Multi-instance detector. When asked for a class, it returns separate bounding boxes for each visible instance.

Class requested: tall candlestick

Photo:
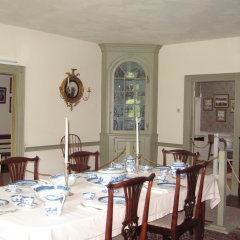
[64,117,69,164]
[136,117,139,156]
[67,77,70,88]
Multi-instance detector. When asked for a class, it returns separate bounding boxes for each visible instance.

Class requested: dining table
[0,168,220,240]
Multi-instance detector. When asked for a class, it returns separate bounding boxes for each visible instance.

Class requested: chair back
[60,134,82,156]
[162,149,199,166]
[171,162,207,239]
[0,156,39,185]
[105,173,155,240]
[69,151,99,173]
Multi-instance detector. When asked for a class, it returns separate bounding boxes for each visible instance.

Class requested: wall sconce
[59,69,91,111]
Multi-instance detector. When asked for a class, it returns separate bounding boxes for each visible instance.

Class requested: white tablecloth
[0,173,220,240]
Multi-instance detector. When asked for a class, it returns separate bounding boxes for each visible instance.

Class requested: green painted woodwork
[99,43,161,166]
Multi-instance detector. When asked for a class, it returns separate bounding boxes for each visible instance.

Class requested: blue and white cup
[22,196,35,206]
[8,184,18,193]
[44,194,66,217]
[11,194,23,204]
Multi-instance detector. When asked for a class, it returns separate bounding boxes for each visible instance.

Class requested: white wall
[158,37,240,145]
[0,74,11,134]
[0,23,101,175]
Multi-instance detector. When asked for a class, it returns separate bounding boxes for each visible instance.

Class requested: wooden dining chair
[147,162,207,240]
[105,173,155,240]
[0,156,39,186]
[162,149,199,166]
[60,134,82,173]
[68,151,99,173]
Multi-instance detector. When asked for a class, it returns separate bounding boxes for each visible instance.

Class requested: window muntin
[113,61,146,131]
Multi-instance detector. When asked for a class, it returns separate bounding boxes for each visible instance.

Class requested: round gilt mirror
[59,69,89,110]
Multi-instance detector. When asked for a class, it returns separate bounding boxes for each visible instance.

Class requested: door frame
[0,64,25,156]
[183,73,240,196]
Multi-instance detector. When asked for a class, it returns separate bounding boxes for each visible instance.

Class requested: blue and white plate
[157,183,176,188]
[102,188,119,194]
[17,202,38,209]
[0,199,9,206]
[87,178,101,184]
[155,179,168,184]
[5,188,22,193]
[13,180,38,187]
[98,196,125,204]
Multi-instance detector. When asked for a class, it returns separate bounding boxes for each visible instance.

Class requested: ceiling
[0,0,240,45]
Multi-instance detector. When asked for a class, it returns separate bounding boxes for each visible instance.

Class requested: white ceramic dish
[5,188,22,193]
[50,174,77,186]
[0,199,9,206]
[97,168,127,185]
[83,192,95,200]
[34,185,70,202]
[98,196,125,204]
[87,178,101,184]
[17,202,38,209]
[13,180,38,187]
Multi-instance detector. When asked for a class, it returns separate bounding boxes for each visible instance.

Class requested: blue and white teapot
[170,160,188,179]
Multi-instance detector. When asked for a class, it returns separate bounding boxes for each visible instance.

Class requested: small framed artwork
[203,98,213,111]
[214,94,229,108]
[216,109,226,122]
[0,87,6,104]
[230,99,235,113]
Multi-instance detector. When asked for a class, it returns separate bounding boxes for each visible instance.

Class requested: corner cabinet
[99,43,161,166]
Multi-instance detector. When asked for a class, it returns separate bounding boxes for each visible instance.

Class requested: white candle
[64,117,69,164]
[136,117,139,157]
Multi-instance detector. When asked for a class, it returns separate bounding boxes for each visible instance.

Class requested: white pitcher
[44,194,66,216]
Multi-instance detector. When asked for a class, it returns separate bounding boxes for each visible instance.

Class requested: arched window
[113,61,146,131]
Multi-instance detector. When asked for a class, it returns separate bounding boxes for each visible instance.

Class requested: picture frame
[0,87,6,104]
[214,94,229,108]
[216,109,226,122]
[230,99,235,113]
[203,98,213,111]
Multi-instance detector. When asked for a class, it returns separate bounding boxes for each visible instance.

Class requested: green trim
[157,142,183,148]
[25,141,100,152]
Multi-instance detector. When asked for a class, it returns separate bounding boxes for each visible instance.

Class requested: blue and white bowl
[155,166,171,174]
[96,168,127,185]
[171,160,187,179]
[34,185,70,202]
[50,174,77,186]
[11,194,23,205]
[140,165,153,172]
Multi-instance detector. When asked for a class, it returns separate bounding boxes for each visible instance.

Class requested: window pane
[114,105,124,117]
[114,67,125,78]
[114,92,124,104]
[114,118,123,130]
[124,118,135,130]
[114,79,124,91]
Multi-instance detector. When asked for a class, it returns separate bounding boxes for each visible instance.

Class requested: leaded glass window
[113,61,146,131]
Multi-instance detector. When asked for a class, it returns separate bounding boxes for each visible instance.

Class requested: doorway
[0,64,25,157]
[0,74,12,160]
[183,73,240,197]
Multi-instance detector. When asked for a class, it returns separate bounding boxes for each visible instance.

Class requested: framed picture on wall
[214,94,229,108]
[216,109,226,122]
[0,87,6,104]
[203,98,213,111]
[230,99,235,113]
